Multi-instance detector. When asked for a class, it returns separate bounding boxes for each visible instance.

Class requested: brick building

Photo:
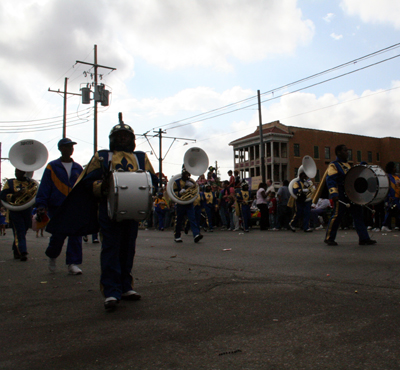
[229,120,400,190]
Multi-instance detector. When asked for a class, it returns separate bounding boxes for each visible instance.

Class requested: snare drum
[344,165,389,205]
[107,170,153,222]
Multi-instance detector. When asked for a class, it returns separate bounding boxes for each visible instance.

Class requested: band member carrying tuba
[172,166,203,243]
[0,169,34,261]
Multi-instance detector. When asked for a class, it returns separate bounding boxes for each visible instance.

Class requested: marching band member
[81,121,157,311]
[173,167,203,243]
[289,168,313,232]
[0,169,33,261]
[46,116,158,312]
[323,144,376,246]
[201,183,217,232]
[36,138,83,274]
[382,161,400,231]
[236,181,251,232]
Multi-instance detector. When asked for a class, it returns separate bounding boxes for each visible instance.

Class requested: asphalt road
[1,226,400,370]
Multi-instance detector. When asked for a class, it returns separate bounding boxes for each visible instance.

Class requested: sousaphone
[166,147,209,205]
[288,155,317,201]
[1,139,48,211]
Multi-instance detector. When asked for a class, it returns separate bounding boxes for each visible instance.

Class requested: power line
[155,42,400,132]
[164,53,400,131]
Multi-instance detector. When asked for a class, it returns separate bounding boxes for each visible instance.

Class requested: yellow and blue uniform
[201,190,217,230]
[80,149,157,300]
[36,158,83,265]
[383,173,400,227]
[154,196,167,230]
[324,159,370,243]
[289,178,312,231]
[173,178,200,240]
[0,178,33,257]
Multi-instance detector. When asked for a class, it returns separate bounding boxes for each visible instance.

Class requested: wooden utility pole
[258,90,266,184]
[76,45,116,153]
[48,77,81,138]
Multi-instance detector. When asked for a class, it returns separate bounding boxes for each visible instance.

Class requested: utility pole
[48,77,81,138]
[144,131,196,189]
[258,90,266,184]
[76,45,116,153]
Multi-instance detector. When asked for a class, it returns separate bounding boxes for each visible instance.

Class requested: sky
[1,0,400,183]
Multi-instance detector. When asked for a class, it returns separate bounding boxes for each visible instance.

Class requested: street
[1,227,400,370]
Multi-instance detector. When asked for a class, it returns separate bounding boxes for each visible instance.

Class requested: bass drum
[344,165,389,206]
[107,170,153,222]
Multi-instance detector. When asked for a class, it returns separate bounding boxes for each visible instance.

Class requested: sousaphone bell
[167,147,209,205]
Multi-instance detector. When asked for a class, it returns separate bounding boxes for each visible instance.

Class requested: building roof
[229,121,291,145]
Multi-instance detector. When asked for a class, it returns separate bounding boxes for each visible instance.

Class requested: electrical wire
[155,42,400,132]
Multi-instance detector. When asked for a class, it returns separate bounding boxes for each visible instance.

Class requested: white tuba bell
[288,155,317,201]
[167,147,209,205]
[1,139,49,211]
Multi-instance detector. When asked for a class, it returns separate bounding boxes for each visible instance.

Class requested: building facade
[229,121,400,190]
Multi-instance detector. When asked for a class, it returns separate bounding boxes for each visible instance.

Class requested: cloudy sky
[1,0,400,182]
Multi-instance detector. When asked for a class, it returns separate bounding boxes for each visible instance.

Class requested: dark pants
[9,208,31,255]
[325,199,370,242]
[174,204,200,239]
[45,207,82,265]
[257,203,269,230]
[99,202,138,300]
[290,201,311,231]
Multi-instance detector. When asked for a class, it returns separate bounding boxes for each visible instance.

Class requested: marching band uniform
[80,123,157,310]
[289,170,313,232]
[382,162,400,230]
[36,139,83,273]
[323,145,375,246]
[154,193,167,230]
[173,169,202,243]
[0,171,33,260]
[201,185,217,231]
[236,183,251,232]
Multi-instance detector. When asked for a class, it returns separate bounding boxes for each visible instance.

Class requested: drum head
[344,165,389,205]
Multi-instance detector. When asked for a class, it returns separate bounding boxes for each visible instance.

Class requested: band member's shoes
[121,290,141,301]
[315,225,324,230]
[174,237,183,243]
[92,239,100,243]
[68,264,82,275]
[48,258,57,273]
[104,297,119,311]
[20,253,28,262]
[324,240,338,246]
[381,226,392,232]
[83,236,89,242]
[304,228,313,232]
[289,223,296,232]
[194,234,203,243]
[359,239,377,245]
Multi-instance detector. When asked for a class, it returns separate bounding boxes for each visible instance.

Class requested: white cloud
[263,81,400,138]
[330,32,343,40]
[323,13,335,22]
[340,0,400,29]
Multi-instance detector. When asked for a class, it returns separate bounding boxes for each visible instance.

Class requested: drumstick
[338,200,350,208]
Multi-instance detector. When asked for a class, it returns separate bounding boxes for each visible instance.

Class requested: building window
[314,146,319,159]
[367,151,372,163]
[294,167,298,177]
[357,150,362,163]
[255,145,260,159]
[281,143,287,158]
[324,147,330,160]
[294,143,300,157]
[315,169,320,182]
[377,152,380,161]
[348,149,353,161]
